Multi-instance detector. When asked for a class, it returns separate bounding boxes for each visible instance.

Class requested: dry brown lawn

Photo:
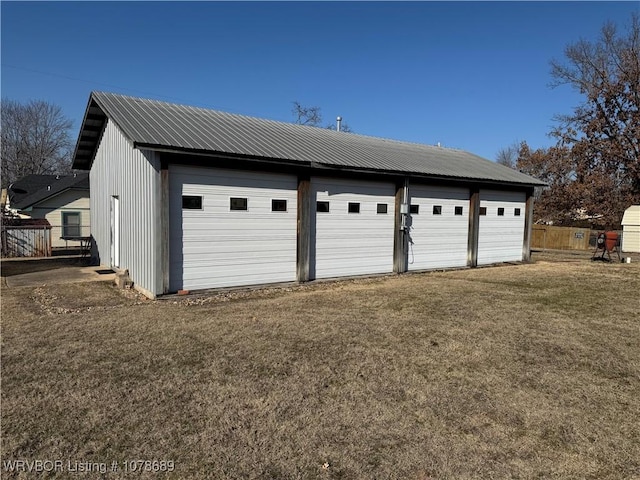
[1,251,639,479]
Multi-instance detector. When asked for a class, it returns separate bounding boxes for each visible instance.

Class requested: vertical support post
[522,188,534,262]
[160,160,170,293]
[467,187,480,268]
[393,179,408,273]
[297,174,311,282]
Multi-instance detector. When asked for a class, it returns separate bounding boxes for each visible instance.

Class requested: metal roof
[72,91,544,187]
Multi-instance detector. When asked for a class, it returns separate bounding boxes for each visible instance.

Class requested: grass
[1,250,639,479]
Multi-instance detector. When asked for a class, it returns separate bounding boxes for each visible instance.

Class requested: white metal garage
[408,185,470,270]
[73,92,544,298]
[169,165,298,291]
[477,189,526,265]
[311,177,395,279]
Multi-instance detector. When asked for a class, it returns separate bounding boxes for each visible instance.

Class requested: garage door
[477,189,526,265]
[312,177,395,279]
[408,185,470,270]
[169,165,297,291]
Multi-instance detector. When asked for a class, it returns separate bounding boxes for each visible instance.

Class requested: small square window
[317,201,330,213]
[348,202,360,214]
[479,207,487,216]
[182,195,202,210]
[455,206,463,216]
[230,197,248,211]
[514,208,521,216]
[498,207,505,216]
[410,204,419,214]
[433,205,442,215]
[272,199,287,212]
[377,203,388,214]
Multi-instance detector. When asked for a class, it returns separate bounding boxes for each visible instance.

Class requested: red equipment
[592,231,621,262]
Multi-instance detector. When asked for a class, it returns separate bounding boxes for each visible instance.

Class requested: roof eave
[71,93,109,170]
[138,143,545,189]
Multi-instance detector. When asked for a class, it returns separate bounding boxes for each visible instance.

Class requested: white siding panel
[169,166,297,291]
[478,189,526,265]
[408,185,469,270]
[90,120,161,296]
[312,177,395,279]
[30,190,91,248]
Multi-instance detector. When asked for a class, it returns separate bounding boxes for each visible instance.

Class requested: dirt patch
[27,282,148,315]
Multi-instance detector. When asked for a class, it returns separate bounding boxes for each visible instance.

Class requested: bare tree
[325,120,353,133]
[520,14,640,227]
[292,101,323,127]
[549,13,640,209]
[292,101,353,132]
[1,99,73,187]
[495,142,520,169]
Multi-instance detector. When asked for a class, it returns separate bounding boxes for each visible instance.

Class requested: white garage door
[312,177,395,279]
[478,189,526,265]
[408,185,470,270]
[169,165,298,291]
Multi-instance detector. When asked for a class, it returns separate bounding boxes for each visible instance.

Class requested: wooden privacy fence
[532,225,591,251]
[1,224,53,258]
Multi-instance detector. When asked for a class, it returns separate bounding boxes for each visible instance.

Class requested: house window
[272,199,287,212]
[62,212,81,238]
[317,201,330,213]
[433,205,442,215]
[410,204,419,214]
[230,197,248,211]
[348,202,360,214]
[182,195,202,209]
[498,207,505,216]
[514,208,521,216]
[479,207,487,216]
[377,203,388,214]
[455,206,463,216]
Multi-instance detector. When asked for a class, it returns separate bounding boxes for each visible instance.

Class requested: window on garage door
[272,199,287,212]
[317,201,330,213]
[230,197,248,210]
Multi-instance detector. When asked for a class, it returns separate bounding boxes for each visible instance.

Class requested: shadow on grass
[0,256,90,277]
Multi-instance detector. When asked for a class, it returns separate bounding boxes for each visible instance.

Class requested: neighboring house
[72,91,545,299]
[7,173,90,249]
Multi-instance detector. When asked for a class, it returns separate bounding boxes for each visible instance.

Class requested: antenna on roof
[336,116,342,132]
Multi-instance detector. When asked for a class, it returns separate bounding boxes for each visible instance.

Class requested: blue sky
[2,1,638,161]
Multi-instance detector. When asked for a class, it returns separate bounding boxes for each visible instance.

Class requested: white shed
[621,205,640,253]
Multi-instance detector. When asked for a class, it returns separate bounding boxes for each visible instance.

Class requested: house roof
[8,173,89,210]
[73,91,545,187]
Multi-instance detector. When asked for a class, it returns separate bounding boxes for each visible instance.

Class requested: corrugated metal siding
[477,190,526,265]
[169,165,298,291]
[91,120,161,295]
[311,177,395,279]
[407,185,470,270]
[78,92,544,187]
